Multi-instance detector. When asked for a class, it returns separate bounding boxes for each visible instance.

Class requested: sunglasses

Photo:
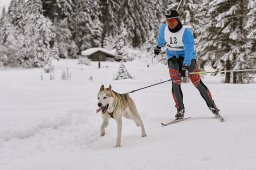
[166,18,177,22]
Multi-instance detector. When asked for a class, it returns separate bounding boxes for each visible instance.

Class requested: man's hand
[154,46,161,56]
[181,64,189,77]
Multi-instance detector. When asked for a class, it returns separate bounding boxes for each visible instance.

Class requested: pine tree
[0,9,11,66]
[42,0,77,58]
[101,0,165,48]
[142,30,156,52]
[197,0,249,83]
[0,7,7,21]
[114,63,134,80]
[196,0,214,67]
[51,41,60,60]
[7,0,18,24]
[245,0,256,73]
[42,0,74,20]
[91,18,103,47]
[99,0,121,47]
[119,0,151,47]
[115,22,128,55]
[6,0,25,30]
[0,12,24,66]
[0,8,7,42]
[21,0,55,67]
[71,0,102,51]
[54,18,77,58]
[181,0,202,38]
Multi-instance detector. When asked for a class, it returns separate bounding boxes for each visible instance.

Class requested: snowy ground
[0,59,256,170]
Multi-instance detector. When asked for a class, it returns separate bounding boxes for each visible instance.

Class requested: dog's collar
[107,104,115,118]
[106,94,117,118]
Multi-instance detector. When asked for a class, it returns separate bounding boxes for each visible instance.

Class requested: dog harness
[108,112,114,118]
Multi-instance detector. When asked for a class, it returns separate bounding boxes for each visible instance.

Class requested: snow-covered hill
[0,59,256,170]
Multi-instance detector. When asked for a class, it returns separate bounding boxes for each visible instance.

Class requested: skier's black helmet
[165,8,179,19]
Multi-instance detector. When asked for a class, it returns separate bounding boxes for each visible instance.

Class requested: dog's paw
[100,132,105,136]
[142,133,147,137]
[115,144,121,148]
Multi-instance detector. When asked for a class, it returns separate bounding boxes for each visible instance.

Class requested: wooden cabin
[81,48,117,61]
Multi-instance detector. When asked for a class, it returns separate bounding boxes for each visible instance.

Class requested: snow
[0,59,256,170]
[81,48,115,56]
[0,0,10,9]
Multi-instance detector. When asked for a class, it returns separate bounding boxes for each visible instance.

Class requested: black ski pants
[167,57,217,110]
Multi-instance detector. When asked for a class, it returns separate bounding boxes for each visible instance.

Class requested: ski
[161,117,191,126]
[161,115,224,126]
[215,114,224,122]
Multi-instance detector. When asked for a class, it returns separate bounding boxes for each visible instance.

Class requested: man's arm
[182,28,195,66]
[157,24,167,48]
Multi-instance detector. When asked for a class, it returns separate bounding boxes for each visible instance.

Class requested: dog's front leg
[115,117,122,147]
[100,114,109,136]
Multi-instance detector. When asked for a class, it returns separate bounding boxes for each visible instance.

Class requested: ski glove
[181,64,189,77]
[154,46,161,56]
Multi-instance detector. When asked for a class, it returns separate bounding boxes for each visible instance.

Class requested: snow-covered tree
[7,0,18,24]
[182,0,202,38]
[196,0,214,67]
[119,0,150,47]
[72,11,96,51]
[21,0,55,67]
[0,7,7,21]
[115,22,128,55]
[42,0,74,20]
[101,0,165,48]
[71,0,102,52]
[0,45,8,66]
[91,18,103,47]
[51,41,60,59]
[114,64,134,80]
[0,13,24,66]
[1,0,255,77]
[7,0,25,30]
[0,11,10,66]
[99,0,120,43]
[244,0,256,71]
[54,18,77,58]
[167,0,201,31]
[197,0,250,83]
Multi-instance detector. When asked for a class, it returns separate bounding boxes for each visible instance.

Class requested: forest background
[0,0,255,83]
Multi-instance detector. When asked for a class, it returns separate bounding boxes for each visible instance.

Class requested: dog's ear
[108,85,112,91]
[100,85,104,91]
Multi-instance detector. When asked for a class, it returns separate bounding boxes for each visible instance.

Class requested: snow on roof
[81,48,115,57]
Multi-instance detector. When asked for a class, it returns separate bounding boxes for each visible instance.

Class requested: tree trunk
[225,59,231,83]
[233,72,237,84]
[237,73,243,83]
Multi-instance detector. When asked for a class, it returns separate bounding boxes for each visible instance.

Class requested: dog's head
[96,85,115,113]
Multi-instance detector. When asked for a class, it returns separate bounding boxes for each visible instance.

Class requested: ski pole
[176,0,184,10]
[190,69,256,75]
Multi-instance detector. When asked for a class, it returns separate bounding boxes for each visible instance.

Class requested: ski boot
[209,106,224,122]
[175,108,185,120]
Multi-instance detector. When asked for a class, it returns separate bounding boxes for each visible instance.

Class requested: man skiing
[154,8,224,121]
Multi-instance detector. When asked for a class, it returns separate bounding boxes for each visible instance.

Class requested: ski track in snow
[0,108,98,163]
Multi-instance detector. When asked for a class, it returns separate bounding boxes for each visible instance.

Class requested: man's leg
[188,60,219,114]
[168,58,185,118]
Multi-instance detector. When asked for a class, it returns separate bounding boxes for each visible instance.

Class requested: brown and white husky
[96,85,146,147]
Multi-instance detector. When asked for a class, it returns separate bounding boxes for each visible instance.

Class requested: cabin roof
[81,48,115,57]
